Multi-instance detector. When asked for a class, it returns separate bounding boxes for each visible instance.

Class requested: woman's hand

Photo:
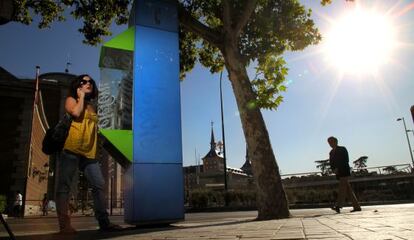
[66,89,86,118]
[77,88,85,99]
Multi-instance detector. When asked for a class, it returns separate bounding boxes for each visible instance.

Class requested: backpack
[42,113,73,155]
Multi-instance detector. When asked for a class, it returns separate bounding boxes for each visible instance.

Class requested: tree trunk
[223,46,290,220]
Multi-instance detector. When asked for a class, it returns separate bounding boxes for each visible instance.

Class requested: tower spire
[210,121,216,150]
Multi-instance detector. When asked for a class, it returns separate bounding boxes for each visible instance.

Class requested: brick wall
[24,105,49,215]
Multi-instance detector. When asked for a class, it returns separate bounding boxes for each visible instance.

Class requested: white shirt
[15,193,22,206]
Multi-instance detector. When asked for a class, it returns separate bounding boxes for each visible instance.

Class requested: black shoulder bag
[42,113,73,155]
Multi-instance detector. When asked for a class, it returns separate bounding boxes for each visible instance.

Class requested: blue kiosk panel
[125,0,184,224]
[133,27,181,164]
[133,0,178,32]
[124,164,184,223]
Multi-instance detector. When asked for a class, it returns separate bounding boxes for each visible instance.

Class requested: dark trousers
[337,176,360,209]
[55,151,110,230]
[12,205,22,217]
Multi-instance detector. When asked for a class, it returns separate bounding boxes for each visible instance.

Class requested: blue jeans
[55,150,110,229]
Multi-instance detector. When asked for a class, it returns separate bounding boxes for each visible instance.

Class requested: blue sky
[0,0,413,174]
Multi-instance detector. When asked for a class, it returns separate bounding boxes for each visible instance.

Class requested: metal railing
[281,163,413,179]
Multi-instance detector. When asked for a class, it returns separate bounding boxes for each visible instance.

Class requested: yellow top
[63,108,98,159]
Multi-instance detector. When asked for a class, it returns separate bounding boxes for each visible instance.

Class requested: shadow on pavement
[0,219,255,240]
[0,226,176,240]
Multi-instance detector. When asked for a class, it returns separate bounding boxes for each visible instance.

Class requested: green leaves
[251,56,288,110]
[320,0,332,6]
[241,0,321,60]
[198,40,224,74]
[179,0,320,110]
[13,0,65,27]
[12,0,130,45]
[179,28,200,80]
[69,0,130,45]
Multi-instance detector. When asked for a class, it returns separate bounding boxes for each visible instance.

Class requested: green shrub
[285,188,336,204]
[190,190,209,208]
[189,189,256,209]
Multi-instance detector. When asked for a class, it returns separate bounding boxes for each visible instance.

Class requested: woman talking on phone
[55,74,121,234]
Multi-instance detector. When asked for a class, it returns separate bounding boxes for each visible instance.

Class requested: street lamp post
[406,129,414,139]
[110,176,114,216]
[397,117,414,167]
[219,71,228,194]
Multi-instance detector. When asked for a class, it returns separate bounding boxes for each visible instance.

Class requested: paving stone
[305,234,347,239]
[3,204,414,239]
[343,232,404,240]
[307,238,350,240]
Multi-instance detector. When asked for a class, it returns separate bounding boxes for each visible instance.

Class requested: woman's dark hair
[68,74,98,100]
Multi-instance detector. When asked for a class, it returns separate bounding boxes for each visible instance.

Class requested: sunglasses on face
[79,79,94,86]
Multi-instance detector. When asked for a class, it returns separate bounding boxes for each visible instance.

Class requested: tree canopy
[11,0,130,45]
[8,0,323,110]
[353,156,368,172]
[178,0,320,109]
[315,159,332,176]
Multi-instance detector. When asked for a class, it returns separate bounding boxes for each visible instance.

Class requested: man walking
[13,191,23,217]
[327,136,361,213]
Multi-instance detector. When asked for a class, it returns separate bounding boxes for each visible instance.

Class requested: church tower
[202,122,224,173]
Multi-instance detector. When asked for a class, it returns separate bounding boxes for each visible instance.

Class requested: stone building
[183,125,254,194]
[0,67,75,215]
[202,126,224,173]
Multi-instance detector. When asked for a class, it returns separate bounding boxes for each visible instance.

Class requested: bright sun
[324,7,397,75]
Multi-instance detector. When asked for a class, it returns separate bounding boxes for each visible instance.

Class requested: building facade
[183,125,255,196]
[0,67,76,215]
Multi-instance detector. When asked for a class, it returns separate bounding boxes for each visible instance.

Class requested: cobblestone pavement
[1,204,413,239]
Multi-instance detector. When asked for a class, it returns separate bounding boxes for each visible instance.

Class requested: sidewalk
[1,203,413,239]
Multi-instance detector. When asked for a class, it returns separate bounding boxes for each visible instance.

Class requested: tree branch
[233,0,257,37]
[177,3,222,49]
[223,0,232,33]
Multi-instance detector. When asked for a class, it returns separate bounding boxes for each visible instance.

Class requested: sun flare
[323,7,397,75]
